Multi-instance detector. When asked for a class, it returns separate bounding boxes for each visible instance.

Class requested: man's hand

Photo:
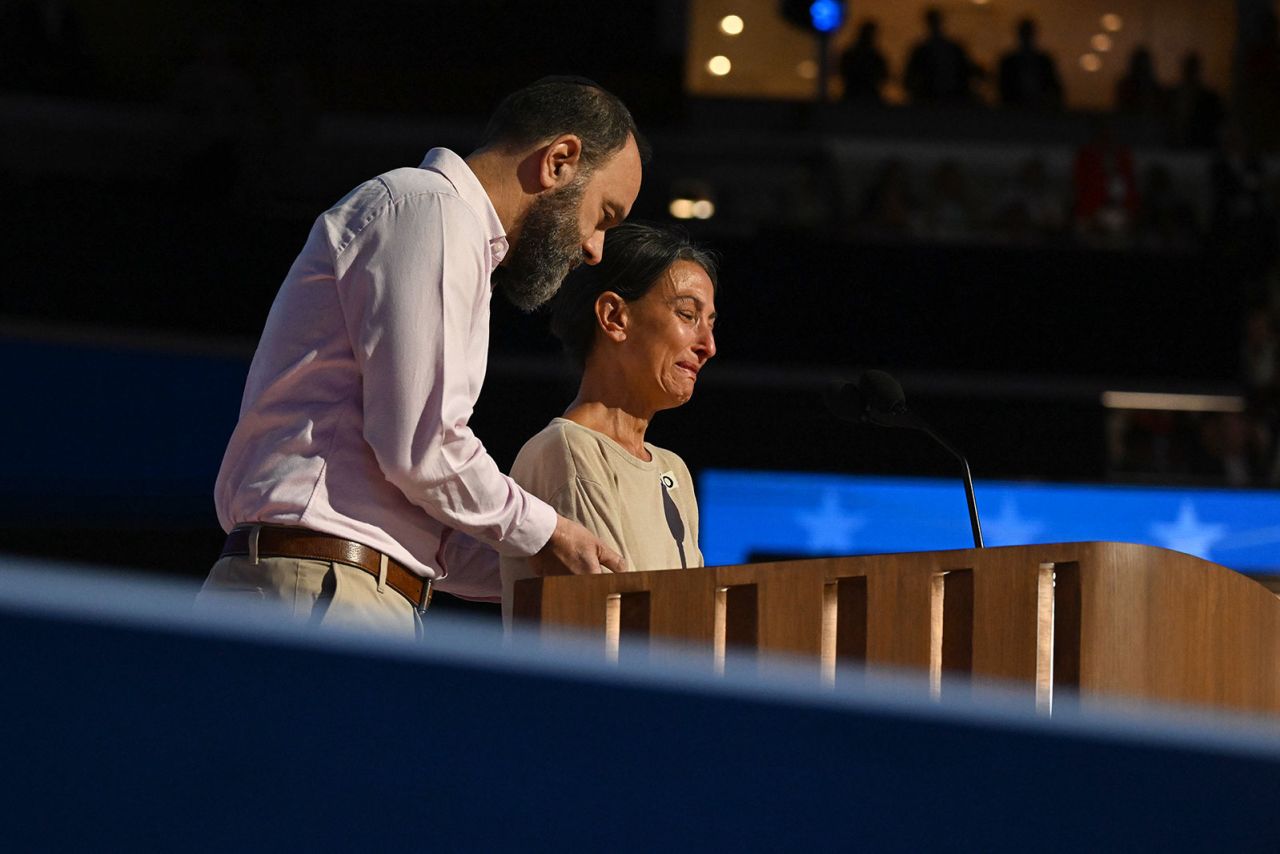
[527,514,626,576]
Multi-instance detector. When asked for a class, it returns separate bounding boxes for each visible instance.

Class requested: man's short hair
[477,75,651,172]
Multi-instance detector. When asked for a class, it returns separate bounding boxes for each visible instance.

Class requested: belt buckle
[417,578,433,614]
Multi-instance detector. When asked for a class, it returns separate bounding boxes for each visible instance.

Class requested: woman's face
[619,259,717,411]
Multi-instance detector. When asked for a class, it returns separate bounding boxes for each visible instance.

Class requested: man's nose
[582,231,604,266]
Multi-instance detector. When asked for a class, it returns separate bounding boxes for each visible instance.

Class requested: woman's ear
[595,292,628,343]
[538,134,584,190]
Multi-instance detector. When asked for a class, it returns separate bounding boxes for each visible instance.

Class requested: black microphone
[827,370,984,548]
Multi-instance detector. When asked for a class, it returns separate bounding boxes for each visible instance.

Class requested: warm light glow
[1101,13,1123,32]
[1080,53,1102,72]
[796,59,818,80]
[669,198,695,219]
[970,0,990,5]
[719,14,744,36]
[670,197,715,220]
[1091,33,1112,52]
[707,55,732,76]
[1101,391,1245,413]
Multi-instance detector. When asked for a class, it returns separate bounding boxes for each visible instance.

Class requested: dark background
[2,0,1276,607]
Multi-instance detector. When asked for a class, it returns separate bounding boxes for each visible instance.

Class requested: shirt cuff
[497,496,557,558]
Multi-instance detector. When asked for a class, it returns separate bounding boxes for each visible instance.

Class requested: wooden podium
[514,542,1280,715]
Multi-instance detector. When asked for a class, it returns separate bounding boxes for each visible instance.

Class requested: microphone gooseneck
[827,371,985,549]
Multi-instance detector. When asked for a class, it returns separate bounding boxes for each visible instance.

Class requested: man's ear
[595,292,628,343]
[538,134,584,190]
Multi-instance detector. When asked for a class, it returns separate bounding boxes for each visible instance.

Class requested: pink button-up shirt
[215,148,557,599]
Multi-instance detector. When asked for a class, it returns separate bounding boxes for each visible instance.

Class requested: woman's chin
[652,390,692,412]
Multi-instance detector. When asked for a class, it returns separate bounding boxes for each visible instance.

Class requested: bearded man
[201,77,645,637]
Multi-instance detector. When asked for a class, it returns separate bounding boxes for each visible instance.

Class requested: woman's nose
[697,327,716,361]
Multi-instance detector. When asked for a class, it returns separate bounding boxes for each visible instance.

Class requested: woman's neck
[562,368,654,461]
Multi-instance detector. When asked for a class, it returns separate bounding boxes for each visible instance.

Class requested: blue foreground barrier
[1,556,1278,851]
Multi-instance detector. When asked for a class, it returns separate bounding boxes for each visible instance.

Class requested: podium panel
[515,542,1280,715]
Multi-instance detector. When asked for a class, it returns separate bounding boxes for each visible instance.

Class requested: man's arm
[441,522,623,601]
[335,189,621,577]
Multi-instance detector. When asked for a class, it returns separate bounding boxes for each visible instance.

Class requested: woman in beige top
[501,222,718,623]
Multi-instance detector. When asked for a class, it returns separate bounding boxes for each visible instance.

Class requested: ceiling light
[669,199,695,219]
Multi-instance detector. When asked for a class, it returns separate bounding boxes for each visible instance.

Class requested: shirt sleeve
[335,187,557,558]
[435,532,501,602]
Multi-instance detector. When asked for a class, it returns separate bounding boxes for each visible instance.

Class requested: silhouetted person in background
[1115,47,1165,118]
[1073,119,1139,238]
[904,7,982,105]
[1169,53,1224,149]
[840,20,889,104]
[998,18,1061,111]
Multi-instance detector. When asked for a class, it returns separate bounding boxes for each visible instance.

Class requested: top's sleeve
[499,431,626,616]
[335,188,557,558]
[547,477,627,560]
[511,430,627,561]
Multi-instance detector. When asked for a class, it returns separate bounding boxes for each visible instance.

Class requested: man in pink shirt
[200,77,645,637]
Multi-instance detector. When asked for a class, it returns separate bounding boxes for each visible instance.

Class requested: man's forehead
[595,138,642,207]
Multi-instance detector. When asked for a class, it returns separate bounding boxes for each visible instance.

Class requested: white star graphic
[983,498,1046,546]
[1149,500,1227,560]
[795,489,866,553]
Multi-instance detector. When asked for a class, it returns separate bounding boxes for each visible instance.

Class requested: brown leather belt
[220,525,432,612]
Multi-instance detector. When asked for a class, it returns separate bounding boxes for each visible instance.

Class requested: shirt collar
[418,148,509,266]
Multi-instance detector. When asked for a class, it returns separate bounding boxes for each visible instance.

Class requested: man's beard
[492,178,586,312]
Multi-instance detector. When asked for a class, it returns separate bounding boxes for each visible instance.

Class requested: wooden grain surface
[513,543,1280,715]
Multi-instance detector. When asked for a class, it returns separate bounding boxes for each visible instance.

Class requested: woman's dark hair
[477,75,651,172]
[550,221,718,368]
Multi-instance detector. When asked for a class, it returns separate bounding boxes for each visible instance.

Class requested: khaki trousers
[198,554,420,639]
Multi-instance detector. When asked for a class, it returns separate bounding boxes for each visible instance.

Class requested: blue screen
[699,470,1280,573]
